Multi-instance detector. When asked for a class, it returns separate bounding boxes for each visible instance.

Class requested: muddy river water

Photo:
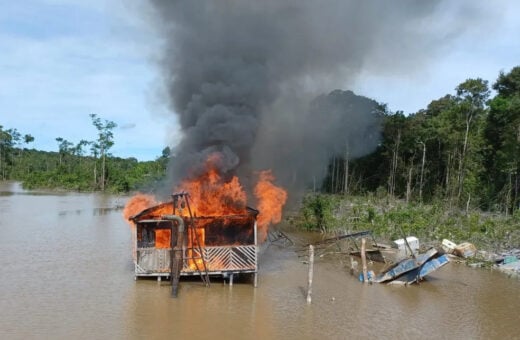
[1,181,519,339]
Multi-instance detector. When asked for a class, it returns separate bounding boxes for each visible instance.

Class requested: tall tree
[89,114,117,191]
[24,134,35,146]
[55,137,73,165]
[454,78,490,203]
[485,67,520,213]
[0,126,12,179]
[381,111,407,197]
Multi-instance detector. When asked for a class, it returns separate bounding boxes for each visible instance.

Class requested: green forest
[295,66,520,250]
[0,114,168,193]
[324,66,520,215]
[1,66,519,217]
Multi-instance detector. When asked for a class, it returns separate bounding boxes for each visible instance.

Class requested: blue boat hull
[374,248,438,283]
[389,254,449,285]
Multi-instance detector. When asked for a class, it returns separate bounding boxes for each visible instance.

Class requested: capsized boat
[388,253,449,285]
[373,248,438,283]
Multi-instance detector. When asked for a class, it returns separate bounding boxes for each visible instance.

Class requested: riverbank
[292,193,520,250]
[287,193,520,278]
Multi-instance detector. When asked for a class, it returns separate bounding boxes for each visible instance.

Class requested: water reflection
[55,206,125,217]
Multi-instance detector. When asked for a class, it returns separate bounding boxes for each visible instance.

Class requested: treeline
[0,114,168,193]
[2,66,519,208]
[323,66,520,215]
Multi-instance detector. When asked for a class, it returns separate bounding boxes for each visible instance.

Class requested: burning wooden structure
[129,193,259,293]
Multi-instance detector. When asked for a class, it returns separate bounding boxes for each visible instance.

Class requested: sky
[1,0,519,161]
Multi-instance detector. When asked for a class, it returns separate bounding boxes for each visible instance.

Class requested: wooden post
[307,245,314,304]
[171,225,184,297]
[361,238,368,283]
[400,227,416,259]
[349,256,358,275]
[162,215,185,298]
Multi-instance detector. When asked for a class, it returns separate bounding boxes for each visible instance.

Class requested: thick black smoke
[146,1,489,199]
[252,89,382,199]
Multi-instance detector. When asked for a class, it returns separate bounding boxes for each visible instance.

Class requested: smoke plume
[146,1,489,201]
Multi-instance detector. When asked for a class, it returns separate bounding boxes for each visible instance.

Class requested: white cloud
[353,1,520,113]
[2,0,519,159]
[0,0,172,160]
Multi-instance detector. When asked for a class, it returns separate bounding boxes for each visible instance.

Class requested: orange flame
[122,154,288,248]
[123,193,158,222]
[176,156,247,216]
[254,170,288,241]
[122,193,159,259]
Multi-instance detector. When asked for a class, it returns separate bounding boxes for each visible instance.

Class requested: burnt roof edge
[129,201,259,222]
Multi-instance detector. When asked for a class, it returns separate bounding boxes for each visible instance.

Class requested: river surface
[0,181,519,340]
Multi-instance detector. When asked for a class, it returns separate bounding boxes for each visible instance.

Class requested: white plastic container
[441,239,457,254]
[392,236,419,259]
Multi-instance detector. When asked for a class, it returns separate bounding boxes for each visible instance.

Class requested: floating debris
[495,254,520,277]
[453,242,477,258]
[373,248,447,284]
[350,235,450,285]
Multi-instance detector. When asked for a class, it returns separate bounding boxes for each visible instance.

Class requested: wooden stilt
[307,245,314,304]
[361,238,368,283]
[350,255,358,275]
[171,236,183,297]
[161,214,186,297]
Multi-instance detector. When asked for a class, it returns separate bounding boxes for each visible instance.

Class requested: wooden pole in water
[349,255,357,275]
[307,245,314,304]
[361,238,368,283]
[171,225,184,297]
[162,215,185,298]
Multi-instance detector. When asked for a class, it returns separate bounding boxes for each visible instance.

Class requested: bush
[300,193,340,232]
[293,193,520,251]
